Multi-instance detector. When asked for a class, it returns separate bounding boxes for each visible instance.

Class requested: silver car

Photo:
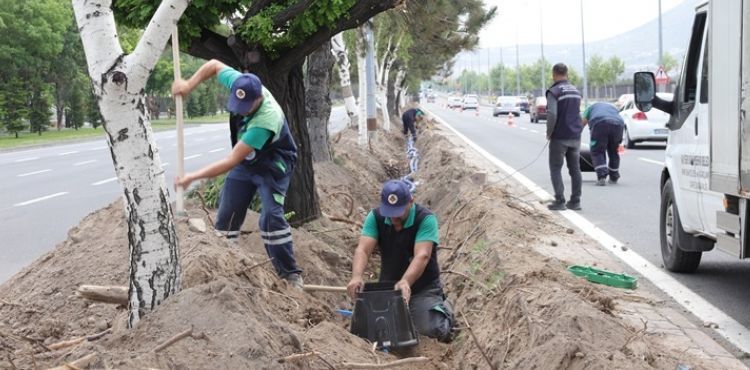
[493,96,521,116]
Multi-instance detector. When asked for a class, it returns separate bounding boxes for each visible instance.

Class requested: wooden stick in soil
[47,328,112,351]
[153,327,193,353]
[302,284,347,293]
[47,353,96,370]
[195,191,214,225]
[460,311,497,370]
[76,285,128,306]
[277,351,319,363]
[341,356,430,369]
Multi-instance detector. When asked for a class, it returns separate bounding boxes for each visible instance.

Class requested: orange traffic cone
[507,114,515,127]
[617,143,625,154]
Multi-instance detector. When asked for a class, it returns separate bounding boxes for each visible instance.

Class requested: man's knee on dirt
[410,302,454,342]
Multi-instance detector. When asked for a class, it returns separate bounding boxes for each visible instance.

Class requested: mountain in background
[457,0,699,76]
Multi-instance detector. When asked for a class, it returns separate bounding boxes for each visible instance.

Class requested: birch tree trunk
[393,67,407,113]
[305,41,334,163]
[330,33,358,128]
[356,28,368,146]
[72,0,186,328]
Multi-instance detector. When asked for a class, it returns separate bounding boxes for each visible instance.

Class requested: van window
[682,12,707,103]
[699,30,709,103]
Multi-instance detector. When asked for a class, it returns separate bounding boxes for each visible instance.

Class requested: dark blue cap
[379,180,413,217]
[228,73,262,114]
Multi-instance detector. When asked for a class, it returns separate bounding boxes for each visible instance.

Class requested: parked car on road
[493,96,520,116]
[529,96,547,123]
[447,97,463,108]
[618,93,672,148]
[461,96,479,110]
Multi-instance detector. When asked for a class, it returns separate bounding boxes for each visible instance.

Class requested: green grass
[0,128,107,149]
[151,113,230,126]
[0,114,230,150]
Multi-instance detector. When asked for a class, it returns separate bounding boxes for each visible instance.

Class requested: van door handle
[695,117,698,136]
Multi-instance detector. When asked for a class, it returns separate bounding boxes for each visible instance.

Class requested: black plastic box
[350,281,419,349]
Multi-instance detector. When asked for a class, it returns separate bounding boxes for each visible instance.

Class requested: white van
[635,1,748,272]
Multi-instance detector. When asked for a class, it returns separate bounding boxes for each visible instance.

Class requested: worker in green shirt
[347,180,455,342]
[172,59,302,288]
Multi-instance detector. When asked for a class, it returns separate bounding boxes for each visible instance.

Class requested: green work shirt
[217,67,279,150]
[361,204,439,244]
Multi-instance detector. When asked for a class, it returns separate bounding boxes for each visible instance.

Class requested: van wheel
[531,115,536,123]
[660,178,702,272]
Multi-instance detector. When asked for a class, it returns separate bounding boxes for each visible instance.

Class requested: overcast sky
[478,0,688,48]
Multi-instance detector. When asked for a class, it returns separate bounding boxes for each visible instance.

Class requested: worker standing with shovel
[172,59,303,289]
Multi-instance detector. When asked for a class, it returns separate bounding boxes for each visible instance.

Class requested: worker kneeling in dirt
[347,180,455,342]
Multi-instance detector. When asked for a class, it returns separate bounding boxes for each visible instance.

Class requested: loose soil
[0,114,720,369]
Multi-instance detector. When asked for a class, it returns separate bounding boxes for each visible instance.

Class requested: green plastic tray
[567,265,638,289]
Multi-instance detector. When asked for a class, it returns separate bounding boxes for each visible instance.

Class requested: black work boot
[566,199,581,211]
[596,178,606,186]
[548,197,567,211]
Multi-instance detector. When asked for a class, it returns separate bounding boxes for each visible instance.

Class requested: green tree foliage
[661,52,679,73]
[0,0,69,136]
[2,78,29,137]
[29,84,52,134]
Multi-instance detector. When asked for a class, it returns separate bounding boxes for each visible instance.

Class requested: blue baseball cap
[228,73,263,114]
[379,180,413,217]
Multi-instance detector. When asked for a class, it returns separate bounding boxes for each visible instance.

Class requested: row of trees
[445,53,677,98]
[0,1,226,139]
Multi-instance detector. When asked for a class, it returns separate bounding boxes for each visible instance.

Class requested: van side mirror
[634,72,656,112]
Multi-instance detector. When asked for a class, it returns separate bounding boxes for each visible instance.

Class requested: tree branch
[276,0,402,72]
[244,0,275,24]
[272,0,315,28]
[126,0,189,91]
[72,0,124,80]
[186,29,241,68]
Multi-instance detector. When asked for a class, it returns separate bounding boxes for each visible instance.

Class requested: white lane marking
[639,157,665,166]
[17,169,51,177]
[14,157,39,163]
[172,144,177,147]
[195,138,206,142]
[13,192,68,207]
[427,108,750,355]
[184,154,202,160]
[92,177,117,186]
[88,146,107,151]
[58,151,79,156]
[530,129,540,134]
[162,162,170,167]
[209,148,224,153]
[74,160,97,166]
[519,127,528,131]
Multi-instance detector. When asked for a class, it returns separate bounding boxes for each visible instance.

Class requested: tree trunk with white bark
[356,28,367,146]
[330,33,358,128]
[305,41,334,163]
[72,0,186,328]
[393,67,407,113]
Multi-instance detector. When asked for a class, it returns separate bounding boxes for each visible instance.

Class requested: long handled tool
[171,26,186,215]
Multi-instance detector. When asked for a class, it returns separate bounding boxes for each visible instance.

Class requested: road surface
[425,100,750,331]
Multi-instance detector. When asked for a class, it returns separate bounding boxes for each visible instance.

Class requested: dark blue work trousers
[590,122,624,180]
[215,162,301,278]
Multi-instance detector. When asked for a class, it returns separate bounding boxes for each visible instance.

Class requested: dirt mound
[0,119,718,369]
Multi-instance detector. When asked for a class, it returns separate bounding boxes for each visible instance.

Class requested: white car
[461,97,479,110]
[493,96,521,116]
[619,93,673,148]
[447,97,463,109]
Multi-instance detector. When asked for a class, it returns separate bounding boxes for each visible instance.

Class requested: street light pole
[515,40,521,95]
[500,46,505,96]
[658,0,663,67]
[580,0,589,107]
[540,0,546,94]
